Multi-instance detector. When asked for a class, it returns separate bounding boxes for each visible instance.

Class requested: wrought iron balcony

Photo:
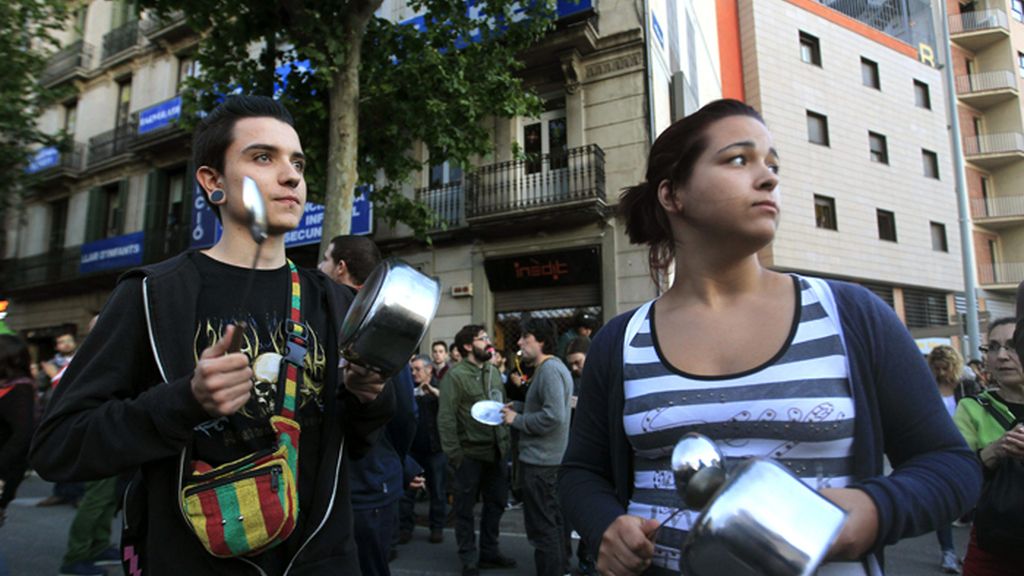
[465,144,606,227]
[416,182,466,231]
[963,132,1024,169]
[140,10,191,42]
[40,40,93,87]
[24,142,86,184]
[87,122,137,168]
[0,246,82,294]
[102,20,141,64]
[949,9,1009,51]
[955,70,1018,108]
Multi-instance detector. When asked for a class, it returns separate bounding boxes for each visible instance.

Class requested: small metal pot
[681,458,847,576]
[339,258,441,377]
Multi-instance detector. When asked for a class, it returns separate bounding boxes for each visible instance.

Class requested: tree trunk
[321,0,381,253]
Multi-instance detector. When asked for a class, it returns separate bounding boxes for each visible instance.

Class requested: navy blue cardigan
[558,280,982,565]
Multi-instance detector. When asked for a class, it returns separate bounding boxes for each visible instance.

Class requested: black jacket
[30,251,395,575]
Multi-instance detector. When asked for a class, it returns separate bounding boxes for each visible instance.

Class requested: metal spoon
[229,176,268,353]
[650,433,728,541]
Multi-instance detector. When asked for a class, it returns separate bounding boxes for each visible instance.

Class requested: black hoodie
[30,251,394,575]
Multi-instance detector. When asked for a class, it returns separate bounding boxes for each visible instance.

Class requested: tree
[141,0,557,248]
[0,0,72,252]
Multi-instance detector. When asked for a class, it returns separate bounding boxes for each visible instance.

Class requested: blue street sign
[351,186,373,236]
[138,96,182,134]
[190,191,372,250]
[189,182,221,249]
[283,203,325,247]
[80,231,145,274]
[25,147,60,174]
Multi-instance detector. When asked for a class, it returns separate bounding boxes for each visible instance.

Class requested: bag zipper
[183,464,283,497]
[186,447,277,483]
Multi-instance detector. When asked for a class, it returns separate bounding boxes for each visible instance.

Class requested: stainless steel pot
[339,258,441,377]
[673,434,848,576]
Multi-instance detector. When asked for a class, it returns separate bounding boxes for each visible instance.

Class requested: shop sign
[484,246,600,291]
[80,231,145,274]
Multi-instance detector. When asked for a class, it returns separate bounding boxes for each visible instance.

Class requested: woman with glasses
[953,317,1024,575]
[558,99,982,576]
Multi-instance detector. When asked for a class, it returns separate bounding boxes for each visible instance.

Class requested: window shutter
[117,179,129,235]
[144,170,168,231]
[85,187,105,242]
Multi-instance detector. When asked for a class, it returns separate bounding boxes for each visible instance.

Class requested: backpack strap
[972,395,1016,432]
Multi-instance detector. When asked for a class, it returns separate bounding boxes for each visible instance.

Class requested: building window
[799,32,821,66]
[49,198,68,251]
[177,55,200,89]
[1013,0,1023,22]
[807,111,829,146]
[814,195,837,230]
[103,183,123,238]
[868,132,889,164]
[914,80,931,109]
[922,149,940,179]
[1018,52,1024,78]
[903,288,949,328]
[877,209,897,242]
[931,222,948,252]
[861,57,880,89]
[116,78,132,128]
[63,101,78,135]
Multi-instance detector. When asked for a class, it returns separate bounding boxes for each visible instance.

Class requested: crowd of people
[0,95,1020,576]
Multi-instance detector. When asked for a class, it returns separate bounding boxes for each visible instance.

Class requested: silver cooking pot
[673,433,848,576]
[339,258,441,377]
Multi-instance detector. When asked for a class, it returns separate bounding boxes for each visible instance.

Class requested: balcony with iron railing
[24,142,86,185]
[465,144,606,231]
[955,70,1018,108]
[416,182,466,232]
[101,20,141,65]
[140,10,191,43]
[963,132,1024,169]
[0,246,83,295]
[132,95,187,151]
[970,195,1024,228]
[40,40,93,87]
[978,261,1024,291]
[87,122,137,169]
[949,9,1009,51]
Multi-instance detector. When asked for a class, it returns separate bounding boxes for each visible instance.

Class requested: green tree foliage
[141,0,556,245]
[0,0,72,240]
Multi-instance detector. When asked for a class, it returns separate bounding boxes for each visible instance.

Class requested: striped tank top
[624,276,873,575]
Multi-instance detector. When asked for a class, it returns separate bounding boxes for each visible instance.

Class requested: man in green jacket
[437,324,514,576]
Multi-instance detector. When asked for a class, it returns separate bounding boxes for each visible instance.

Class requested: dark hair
[520,317,557,355]
[431,340,447,351]
[454,324,485,357]
[619,99,765,280]
[566,335,591,357]
[326,235,382,285]
[0,334,32,381]
[449,342,459,354]
[987,317,1016,338]
[573,310,600,331]
[192,95,295,219]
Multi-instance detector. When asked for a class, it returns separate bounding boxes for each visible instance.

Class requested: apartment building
[724,0,967,342]
[2,0,729,357]
[946,0,1024,322]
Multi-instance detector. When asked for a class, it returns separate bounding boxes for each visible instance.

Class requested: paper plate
[471,400,505,426]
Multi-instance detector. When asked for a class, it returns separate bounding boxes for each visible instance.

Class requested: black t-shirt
[990,391,1024,422]
[191,253,331,570]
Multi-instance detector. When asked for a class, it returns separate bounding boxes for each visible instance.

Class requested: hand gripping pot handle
[339,258,441,378]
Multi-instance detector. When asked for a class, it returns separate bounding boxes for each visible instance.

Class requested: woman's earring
[209,189,226,204]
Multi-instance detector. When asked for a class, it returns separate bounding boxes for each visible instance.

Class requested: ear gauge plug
[209,189,226,204]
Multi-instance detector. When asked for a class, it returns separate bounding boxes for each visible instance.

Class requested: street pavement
[2,474,970,575]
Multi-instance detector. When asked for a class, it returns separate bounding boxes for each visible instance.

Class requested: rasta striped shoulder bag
[179,260,307,558]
